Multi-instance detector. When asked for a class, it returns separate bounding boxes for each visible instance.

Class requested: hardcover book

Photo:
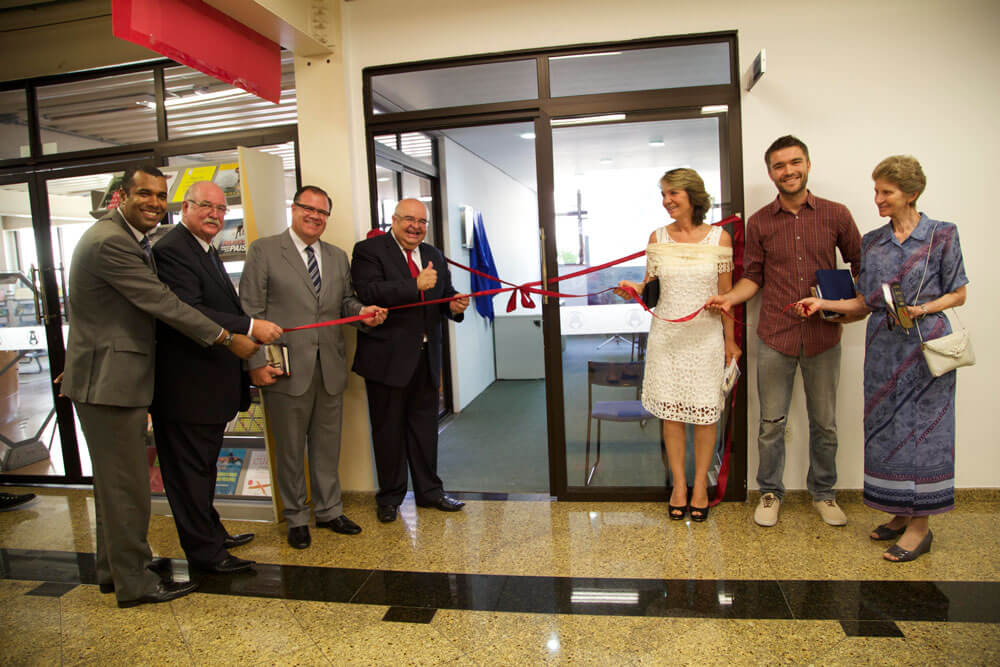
[814,269,856,320]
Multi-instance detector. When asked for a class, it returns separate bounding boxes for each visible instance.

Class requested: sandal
[689,505,709,522]
[669,504,687,520]
[884,530,933,563]
[870,523,906,541]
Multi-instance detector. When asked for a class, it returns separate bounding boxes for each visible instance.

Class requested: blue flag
[469,212,500,321]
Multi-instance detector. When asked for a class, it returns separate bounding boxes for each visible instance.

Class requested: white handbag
[914,222,974,377]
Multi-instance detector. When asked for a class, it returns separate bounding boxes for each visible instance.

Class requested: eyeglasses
[394,214,428,226]
[293,202,331,218]
[185,200,228,215]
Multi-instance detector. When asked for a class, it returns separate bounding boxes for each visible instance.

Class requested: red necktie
[406,249,424,301]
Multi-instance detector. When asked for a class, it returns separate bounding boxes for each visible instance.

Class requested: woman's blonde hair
[872,155,926,206]
[660,168,712,224]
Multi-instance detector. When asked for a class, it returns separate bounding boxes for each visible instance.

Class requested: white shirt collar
[117,206,149,244]
[181,220,212,252]
[389,229,421,263]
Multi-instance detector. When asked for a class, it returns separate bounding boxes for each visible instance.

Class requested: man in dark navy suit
[351,198,470,523]
[150,181,282,573]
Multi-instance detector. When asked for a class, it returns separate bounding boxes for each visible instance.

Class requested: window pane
[549,43,730,97]
[37,71,158,154]
[0,89,30,159]
[165,53,296,138]
[371,59,537,113]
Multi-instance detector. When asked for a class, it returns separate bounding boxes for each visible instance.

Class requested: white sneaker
[754,493,780,526]
[814,499,847,526]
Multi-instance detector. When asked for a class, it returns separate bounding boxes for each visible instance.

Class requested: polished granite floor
[2,486,999,664]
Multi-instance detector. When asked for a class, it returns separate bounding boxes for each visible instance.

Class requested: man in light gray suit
[240,185,385,549]
[60,166,259,608]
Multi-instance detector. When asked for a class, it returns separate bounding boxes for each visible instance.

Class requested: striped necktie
[305,245,321,294]
[140,236,155,270]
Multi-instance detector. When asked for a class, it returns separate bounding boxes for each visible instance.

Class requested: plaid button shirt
[743,192,861,357]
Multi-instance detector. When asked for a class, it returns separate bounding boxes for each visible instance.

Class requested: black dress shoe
[223,533,255,549]
[117,580,198,608]
[416,494,465,512]
[192,555,255,574]
[377,505,398,523]
[98,582,114,594]
[317,515,361,535]
[288,525,311,549]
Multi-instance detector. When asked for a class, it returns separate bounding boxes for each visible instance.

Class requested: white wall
[339,0,1000,489]
[439,136,539,409]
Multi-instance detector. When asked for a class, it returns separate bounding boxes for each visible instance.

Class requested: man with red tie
[351,199,470,523]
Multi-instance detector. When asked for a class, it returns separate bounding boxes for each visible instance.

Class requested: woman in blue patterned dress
[796,155,968,562]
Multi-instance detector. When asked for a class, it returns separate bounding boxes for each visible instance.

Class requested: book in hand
[881,282,915,330]
[813,269,856,320]
[264,343,290,376]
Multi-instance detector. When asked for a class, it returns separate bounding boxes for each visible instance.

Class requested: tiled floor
[1,486,999,664]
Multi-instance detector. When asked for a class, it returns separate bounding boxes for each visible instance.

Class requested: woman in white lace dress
[617,169,740,521]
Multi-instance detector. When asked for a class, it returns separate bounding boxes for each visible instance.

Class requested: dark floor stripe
[383,606,437,623]
[2,548,999,624]
[26,581,78,598]
[840,620,904,637]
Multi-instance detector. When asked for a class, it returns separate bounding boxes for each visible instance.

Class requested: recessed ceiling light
[599,157,614,164]
[520,132,536,139]
[648,138,664,147]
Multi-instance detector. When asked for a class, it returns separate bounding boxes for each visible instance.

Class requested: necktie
[305,245,321,294]
[406,249,424,301]
[209,247,230,285]
[140,236,155,271]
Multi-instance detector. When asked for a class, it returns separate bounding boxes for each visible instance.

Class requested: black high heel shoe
[668,503,687,520]
[689,505,710,522]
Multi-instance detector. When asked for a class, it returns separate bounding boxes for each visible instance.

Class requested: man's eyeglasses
[294,202,331,218]
[395,214,428,226]
[185,200,228,216]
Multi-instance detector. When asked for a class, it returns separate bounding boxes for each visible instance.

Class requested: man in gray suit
[240,185,385,549]
[60,166,259,608]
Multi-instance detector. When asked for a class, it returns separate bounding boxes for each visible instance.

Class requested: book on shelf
[241,449,272,497]
[215,448,245,496]
[813,269,856,320]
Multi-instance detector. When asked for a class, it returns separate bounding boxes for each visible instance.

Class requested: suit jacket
[351,232,463,389]
[150,223,252,424]
[61,210,221,408]
[239,229,364,397]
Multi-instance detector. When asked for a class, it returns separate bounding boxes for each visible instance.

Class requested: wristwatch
[221,331,234,347]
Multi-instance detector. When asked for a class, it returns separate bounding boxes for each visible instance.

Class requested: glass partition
[371,59,538,113]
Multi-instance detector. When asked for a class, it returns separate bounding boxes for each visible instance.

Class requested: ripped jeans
[756,342,841,501]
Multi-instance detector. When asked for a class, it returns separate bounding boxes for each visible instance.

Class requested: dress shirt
[289,228,323,281]
[743,191,861,357]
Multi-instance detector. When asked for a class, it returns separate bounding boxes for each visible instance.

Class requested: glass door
[550,112,734,496]
[0,178,77,478]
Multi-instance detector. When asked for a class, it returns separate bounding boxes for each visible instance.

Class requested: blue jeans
[756,342,840,501]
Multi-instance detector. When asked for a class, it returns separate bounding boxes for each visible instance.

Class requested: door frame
[363,31,747,501]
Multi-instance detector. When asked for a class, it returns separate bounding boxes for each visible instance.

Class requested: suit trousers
[74,402,162,603]
[365,347,444,506]
[150,417,228,566]
[263,361,344,527]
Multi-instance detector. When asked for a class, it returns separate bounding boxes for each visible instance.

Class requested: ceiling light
[551,114,626,127]
[648,138,664,147]
[570,588,639,604]
[701,105,728,114]
[599,157,613,164]
[377,177,390,182]
[550,51,622,60]
[520,132,536,139]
